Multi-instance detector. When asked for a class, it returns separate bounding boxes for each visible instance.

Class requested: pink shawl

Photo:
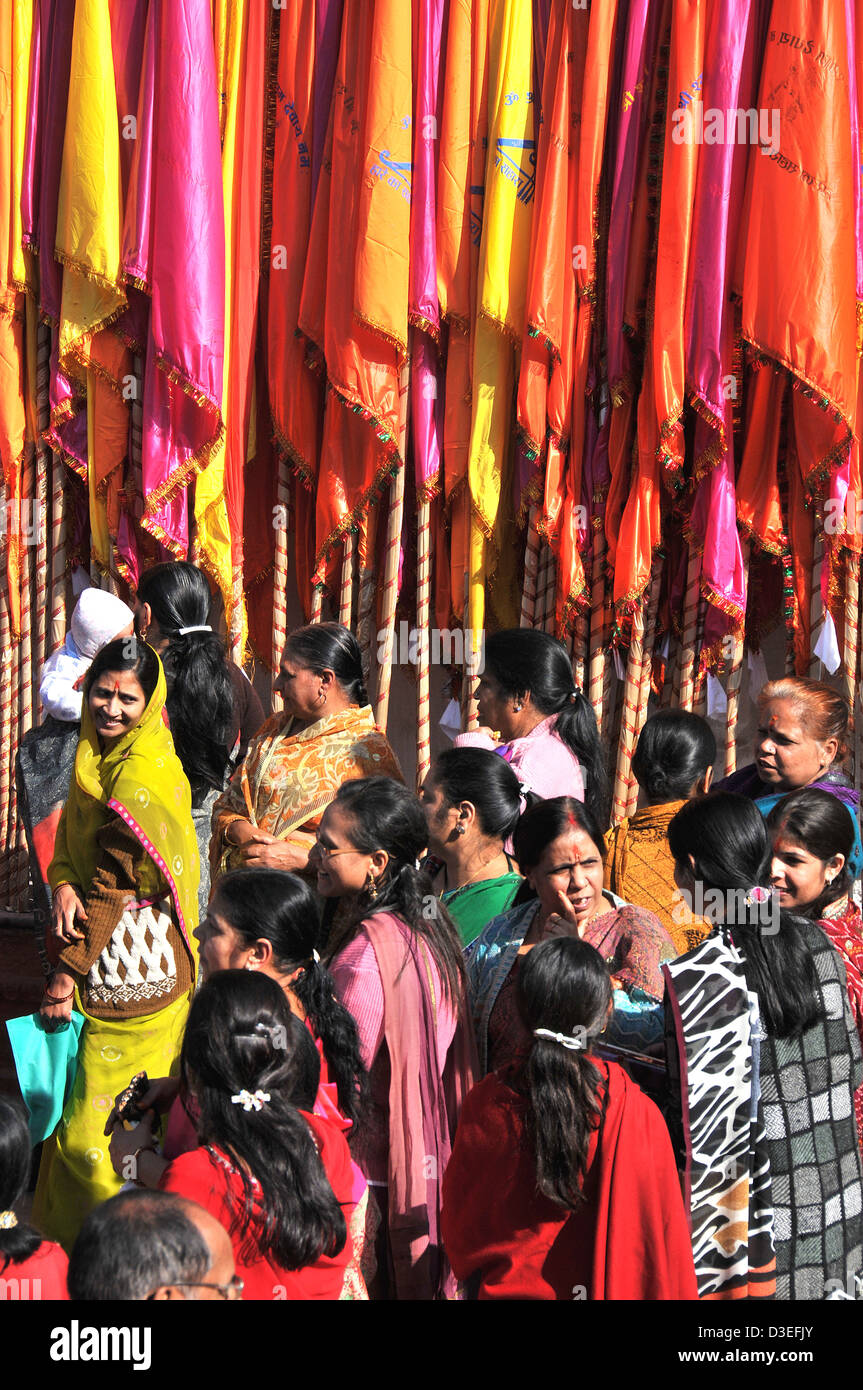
[363,911,478,1299]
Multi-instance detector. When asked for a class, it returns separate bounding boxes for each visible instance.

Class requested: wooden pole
[520,505,540,627]
[844,550,860,784]
[677,548,701,711]
[611,597,645,825]
[375,360,410,730]
[416,494,432,790]
[808,510,825,678]
[338,525,355,629]
[356,507,379,691]
[271,455,290,712]
[625,566,661,817]
[724,539,750,777]
[588,524,606,730]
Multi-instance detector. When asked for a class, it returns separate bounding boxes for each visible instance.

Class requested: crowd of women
[3,574,863,1301]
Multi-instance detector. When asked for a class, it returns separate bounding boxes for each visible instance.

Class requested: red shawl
[441,1060,697,1300]
[363,911,478,1300]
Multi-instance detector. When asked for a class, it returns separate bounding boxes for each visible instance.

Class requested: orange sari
[209,704,403,879]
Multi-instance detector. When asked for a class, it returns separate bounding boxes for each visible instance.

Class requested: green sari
[442,872,522,949]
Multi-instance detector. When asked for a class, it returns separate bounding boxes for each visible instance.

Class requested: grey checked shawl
[760,921,863,1299]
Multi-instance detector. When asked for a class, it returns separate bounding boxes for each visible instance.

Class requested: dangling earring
[366,872,378,901]
[456,823,467,836]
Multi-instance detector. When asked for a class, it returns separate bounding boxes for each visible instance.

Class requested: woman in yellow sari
[604,710,715,955]
[210,624,402,882]
[34,639,199,1250]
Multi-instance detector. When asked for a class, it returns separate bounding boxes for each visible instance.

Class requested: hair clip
[230,1089,271,1112]
[0,1210,18,1229]
[178,625,212,635]
[533,1027,585,1052]
[312,948,321,964]
[744,885,771,907]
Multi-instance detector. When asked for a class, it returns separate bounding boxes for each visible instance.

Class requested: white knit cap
[70,588,135,660]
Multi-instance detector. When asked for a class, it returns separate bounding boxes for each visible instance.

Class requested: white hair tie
[533,1027,585,1052]
[312,949,321,964]
[230,1089,271,1112]
[178,625,212,635]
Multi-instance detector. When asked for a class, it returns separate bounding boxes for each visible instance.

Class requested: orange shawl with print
[209,703,403,877]
[604,800,709,955]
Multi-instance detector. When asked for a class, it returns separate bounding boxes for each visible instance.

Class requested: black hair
[513,795,605,874]
[429,747,533,843]
[516,938,611,1210]
[68,1189,211,1300]
[84,635,159,705]
[285,622,368,707]
[136,562,233,797]
[766,788,855,919]
[668,793,826,1038]
[322,776,467,1005]
[483,629,610,826]
[631,709,716,803]
[180,971,346,1270]
[0,1097,43,1272]
[212,870,366,1125]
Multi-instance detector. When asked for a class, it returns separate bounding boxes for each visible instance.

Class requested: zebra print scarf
[664,930,777,1299]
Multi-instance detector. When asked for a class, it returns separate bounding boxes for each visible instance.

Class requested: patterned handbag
[85,896,178,1009]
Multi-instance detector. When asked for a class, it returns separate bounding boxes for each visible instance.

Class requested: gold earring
[366,872,378,901]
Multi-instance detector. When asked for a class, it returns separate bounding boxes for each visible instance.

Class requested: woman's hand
[51,884,87,948]
[225,818,257,848]
[103,1075,180,1136]
[39,971,76,1031]
[542,891,583,941]
[239,832,310,873]
[107,1109,158,1181]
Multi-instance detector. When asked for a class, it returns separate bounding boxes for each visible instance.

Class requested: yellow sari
[34,654,199,1249]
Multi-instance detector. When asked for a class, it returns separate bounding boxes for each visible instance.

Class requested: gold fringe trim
[124,271,152,295]
[311,387,404,571]
[409,311,441,345]
[701,578,745,628]
[477,306,521,348]
[742,337,853,493]
[353,311,408,363]
[516,469,544,529]
[53,248,126,299]
[272,421,317,490]
[142,417,225,514]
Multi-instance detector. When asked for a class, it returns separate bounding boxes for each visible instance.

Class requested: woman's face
[312,803,383,899]
[526,824,605,924]
[272,648,326,722]
[88,669,147,742]
[476,669,519,740]
[194,901,252,980]
[755,699,838,792]
[769,828,843,912]
[419,774,461,851]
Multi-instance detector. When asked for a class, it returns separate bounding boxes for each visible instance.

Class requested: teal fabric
[6,1010,86,1145]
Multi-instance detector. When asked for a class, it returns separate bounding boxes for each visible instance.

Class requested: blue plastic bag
[6,1010,86,1145]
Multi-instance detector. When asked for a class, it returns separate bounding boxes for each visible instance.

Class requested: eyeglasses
[150,1276,245,1301]
[312,839,359,860]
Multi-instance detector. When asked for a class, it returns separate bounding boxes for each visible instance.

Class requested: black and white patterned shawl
[664,930,777,1299]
